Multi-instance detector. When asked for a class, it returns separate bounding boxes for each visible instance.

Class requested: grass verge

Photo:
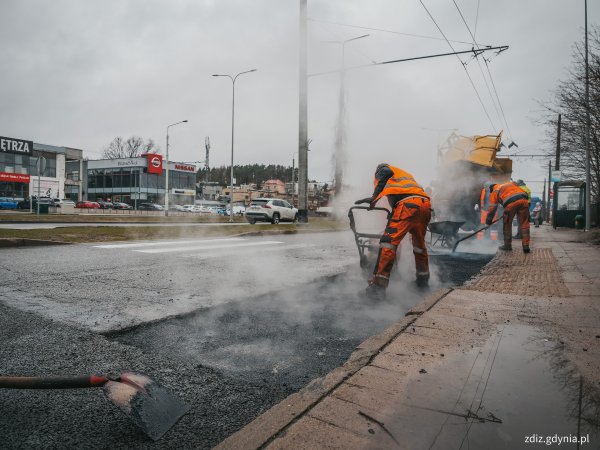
[0,219,347,244]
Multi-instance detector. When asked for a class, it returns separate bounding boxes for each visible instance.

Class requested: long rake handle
[452,217,502,253]
[0,375,109,389]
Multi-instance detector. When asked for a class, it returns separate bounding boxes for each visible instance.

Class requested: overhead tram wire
[451,0,504,132]
[418,0,497,131]
[307,18,484,46]
[452,0,515,141]
[307,45,508,78]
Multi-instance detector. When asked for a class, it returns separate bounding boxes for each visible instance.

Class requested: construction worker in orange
[355,163,432,299]
[486,181,530,253]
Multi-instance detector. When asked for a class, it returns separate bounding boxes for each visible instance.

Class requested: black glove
[485,216,493,226]
[354,197,373,205]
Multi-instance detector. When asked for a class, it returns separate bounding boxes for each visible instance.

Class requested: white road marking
[93,237,245,249]
[135,240,285,254]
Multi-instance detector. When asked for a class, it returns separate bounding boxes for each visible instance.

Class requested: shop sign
[0,136,33,155]
[174,163,196,172]
[116,159,139,167]
[146,154,163,174]
[0,172,31,183]
[172,189,196,195]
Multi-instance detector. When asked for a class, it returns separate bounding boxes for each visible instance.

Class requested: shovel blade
[104,372,189,441]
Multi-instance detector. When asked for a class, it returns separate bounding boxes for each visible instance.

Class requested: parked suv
[245,198,298,224]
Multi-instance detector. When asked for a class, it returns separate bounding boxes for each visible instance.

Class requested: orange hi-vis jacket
[372,165,429,204]
[487,182,528,218]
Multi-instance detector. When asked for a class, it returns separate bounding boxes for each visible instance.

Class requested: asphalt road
[0,231,493,449]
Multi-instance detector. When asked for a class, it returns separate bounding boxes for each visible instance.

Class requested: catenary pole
[298,0,308,222]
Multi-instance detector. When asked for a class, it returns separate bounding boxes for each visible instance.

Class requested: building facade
[85,155,196,206]
[0,135,84,200]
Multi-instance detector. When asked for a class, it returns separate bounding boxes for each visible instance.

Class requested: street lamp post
[165,120,188,216]
[213,69,257,222]
[321,34,369,194]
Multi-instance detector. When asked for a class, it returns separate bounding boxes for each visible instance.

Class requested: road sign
[551,170,562,182]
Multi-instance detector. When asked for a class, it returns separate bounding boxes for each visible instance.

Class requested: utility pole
[584,0,591,230]
[542,178,547,221]
[298,0,308,222]
[547,160,552,223]
[555,114,561,171]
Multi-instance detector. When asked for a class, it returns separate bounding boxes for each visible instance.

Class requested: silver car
[245,198,298,224]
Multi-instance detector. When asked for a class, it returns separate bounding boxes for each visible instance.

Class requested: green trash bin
[574,214,585,229]
[38,204,49,214]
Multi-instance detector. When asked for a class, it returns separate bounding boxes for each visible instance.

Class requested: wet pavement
[382,324,600,449]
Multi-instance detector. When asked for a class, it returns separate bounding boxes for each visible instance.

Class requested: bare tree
[540,26,600,203]
[102,136,160,159]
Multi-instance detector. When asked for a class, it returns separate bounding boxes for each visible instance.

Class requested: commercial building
[0,135,84,200]
[85,155,196,207]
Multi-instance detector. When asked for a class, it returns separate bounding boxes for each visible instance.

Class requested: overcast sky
[1,0,598,196]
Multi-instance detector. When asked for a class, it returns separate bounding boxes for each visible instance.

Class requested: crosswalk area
[92,237,310,258]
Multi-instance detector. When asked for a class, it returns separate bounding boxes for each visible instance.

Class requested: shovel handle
[0,374,109,389]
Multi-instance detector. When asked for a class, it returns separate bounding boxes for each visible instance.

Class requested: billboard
[0,136,33,155]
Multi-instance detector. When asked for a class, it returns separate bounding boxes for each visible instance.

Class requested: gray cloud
[0,0,597,196]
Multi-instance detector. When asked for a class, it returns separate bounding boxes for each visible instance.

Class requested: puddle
[372,324,600,449]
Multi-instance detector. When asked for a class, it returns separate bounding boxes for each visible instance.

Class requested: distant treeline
[198,164,297,187]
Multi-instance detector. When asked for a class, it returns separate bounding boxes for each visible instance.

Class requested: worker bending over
[355,163,432,299]
[486,182,530,253]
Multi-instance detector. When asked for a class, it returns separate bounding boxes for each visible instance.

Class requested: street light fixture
[165,120,188,216]
[212,69,257,222]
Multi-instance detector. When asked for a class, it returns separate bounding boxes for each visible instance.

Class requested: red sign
[174,164,196,172]
[0,172,30,183]
[145,153,163,174]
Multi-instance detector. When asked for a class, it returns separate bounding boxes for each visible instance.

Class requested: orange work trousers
[503,198,530,248]
[370,197,431,287]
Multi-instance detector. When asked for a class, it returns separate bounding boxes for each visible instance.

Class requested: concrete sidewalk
[216,225,600,449]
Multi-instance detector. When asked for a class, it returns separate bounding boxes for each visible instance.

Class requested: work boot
[416,274,429,288]
[523,245,530,254]
[499,244,512,251]
[365,283,386,300]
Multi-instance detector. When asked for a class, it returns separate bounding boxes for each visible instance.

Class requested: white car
[245,198,298,224]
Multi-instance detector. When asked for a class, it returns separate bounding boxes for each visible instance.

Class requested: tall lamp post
[321,34,369,194]
[213,69,257,222]
[165,120,188,216]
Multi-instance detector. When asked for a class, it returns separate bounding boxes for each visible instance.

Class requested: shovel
[451,217,501,253]
[0,372,189,441]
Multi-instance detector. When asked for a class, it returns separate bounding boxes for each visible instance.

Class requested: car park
[138,203,164,211]
[112,202,133,210]
[245,198,298,224]
[75,201,100,209]
[0,197,19,209]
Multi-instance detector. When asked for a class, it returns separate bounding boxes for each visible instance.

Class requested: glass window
[121,169,131,188]
[557,187,584,211]
[113,169,122,189]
